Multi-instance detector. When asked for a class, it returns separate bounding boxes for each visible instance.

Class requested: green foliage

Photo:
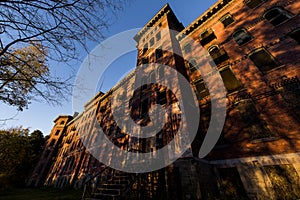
[0,127,44,191]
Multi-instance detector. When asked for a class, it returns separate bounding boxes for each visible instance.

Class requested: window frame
[232,28,253,46]
[193,79,209,99]
[264,7,293,26]
[219,66,243,94]
[248,48,280,74]
[183,43,192,54]
[243,0,264,9]
[220,13,235,28]
[289,28,300,44]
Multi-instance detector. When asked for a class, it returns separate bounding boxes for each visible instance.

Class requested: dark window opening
[289,28,300,44]
[233,29,252,46]
[155,48,163,60]
[55,130,60,135]
[156,32,161,41]
[199,29,217,46]
[184,43,192,54]
[208,45,229,65]
[249,48,280,73]
[264,7,293,26]
[194,79,209,99]
[140,99,148,117]
[157,90,167,105]
[143,43,148,54]
[142,57,149,64]
[244,0,263,9]
[220,67,243,93]
[220,13,235,28]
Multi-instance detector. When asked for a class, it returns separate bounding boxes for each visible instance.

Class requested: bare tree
[0,0,125,110]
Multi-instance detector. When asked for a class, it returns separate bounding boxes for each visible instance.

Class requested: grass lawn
[0,187,82,200]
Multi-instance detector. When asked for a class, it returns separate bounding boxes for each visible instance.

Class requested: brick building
[28,0,300,199]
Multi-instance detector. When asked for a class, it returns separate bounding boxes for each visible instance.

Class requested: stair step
[101,183,126,190]
[96,188,121,195]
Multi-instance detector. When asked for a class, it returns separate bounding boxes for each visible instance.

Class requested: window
[264,7,293,26]
[157,90,166,105]
[183,43,192,54]
[199,29,217,46]
[194,79,209,99]
[60,120,65,125]
[232,29,252,46]
[187,59,197,73]
[249,48,280,73]
[149,72,155,83]
[156,32,161,41]
[158,66,164,79]
[220,13,235,28]
[141,77,147,90]
[55,130,60,135]
[155,48,163,60]
[244,0,263,9]
[289,28,300,44]
[219,67,243,93]
[149,37,155,46]
[208,45,229,65]
[143,43,148,54]
[142,57,149,64]
[140,99,148,116]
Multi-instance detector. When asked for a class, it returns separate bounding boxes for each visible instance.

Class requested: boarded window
[249,48,279,73]
[220,67,243,93]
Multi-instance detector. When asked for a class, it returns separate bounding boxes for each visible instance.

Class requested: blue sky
[0,0,218,135]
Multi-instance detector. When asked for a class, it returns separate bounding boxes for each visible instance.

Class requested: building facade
[28,0,300,199]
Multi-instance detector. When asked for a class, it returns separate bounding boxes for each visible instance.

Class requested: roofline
[134,3,172,42]
[177,0,234,41]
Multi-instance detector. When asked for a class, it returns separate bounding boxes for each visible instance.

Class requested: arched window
[208,45,229,65]
[220,13,235,28]
[60,120,65,125]
[232,29,252,46]
[264,7,293,26]
[249,48,280,73]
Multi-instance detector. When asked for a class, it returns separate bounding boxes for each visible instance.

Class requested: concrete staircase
[85,170,137,200]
